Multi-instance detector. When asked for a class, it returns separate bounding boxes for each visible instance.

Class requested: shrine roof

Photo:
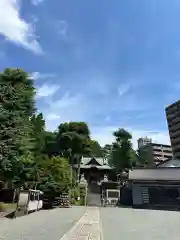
[73,164,112,170]
[73,157,112,170]
[81,157,109,166]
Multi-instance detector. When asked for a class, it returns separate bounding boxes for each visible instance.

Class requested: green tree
[131,149,140,167]
[30,112,46,158]
[89,140,103,157]
[38,156,71,193]
[43,131,58,157]
[56,122,91,182]
[0,68,36,187]
[102,144,112,160]
[110,128,134,173]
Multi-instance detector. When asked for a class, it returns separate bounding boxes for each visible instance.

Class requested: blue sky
[0,0,180,148]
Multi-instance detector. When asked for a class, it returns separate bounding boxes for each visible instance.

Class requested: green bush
[79,184,87,205]
[0,203,6,212]
[70,184,87,205]
[70,187,80,205]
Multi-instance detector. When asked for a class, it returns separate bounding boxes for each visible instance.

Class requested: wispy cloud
[31,72,41,80]
[118,83,131,96]
[31,72,56,80]
[91,125,170,149]
[45,113,61,121]
[31,0,44,6]
[42,91,88,128]
[36,84,60,98]
[40,81,170,148]
[0,0,42,54]
[48,92,81,109]
[58,20,67,37]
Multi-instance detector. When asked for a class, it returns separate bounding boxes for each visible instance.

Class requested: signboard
[106,190,120,198]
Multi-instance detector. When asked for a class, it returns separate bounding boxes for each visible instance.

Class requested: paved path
[100,207,180,240]
[61,207,101,240]
[0,207,86,240]
[2,206,180,239]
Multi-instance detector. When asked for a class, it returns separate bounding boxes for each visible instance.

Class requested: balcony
[170,130,180,139]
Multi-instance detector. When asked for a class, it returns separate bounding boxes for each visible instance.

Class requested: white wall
[129,168,180,181]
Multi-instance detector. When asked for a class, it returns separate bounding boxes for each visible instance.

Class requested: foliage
[71,184,87,205]
[30,113,45,158]
[137,148,149,167]
[57,122,91,159]
[79,184,87,197]
[79,184,87,205]
[89,140,103,157]
[109,128,135,172]
[56,122,91,182]
[70,187,80,205]
[38,156,71,193]
[43,131,57,157]
[0,203,6,212]
[102,144,112,161]
[58,122,90,136]
[0,68,36,186]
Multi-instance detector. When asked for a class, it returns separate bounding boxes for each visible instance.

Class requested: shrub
[0,203,6,212]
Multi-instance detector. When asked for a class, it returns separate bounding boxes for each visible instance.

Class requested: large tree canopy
[30,113,46,158]
[0,68,36,186]
[89,140,103,157]
[56,122,91,162]
[109,128,137,173]
[38,156,71,193]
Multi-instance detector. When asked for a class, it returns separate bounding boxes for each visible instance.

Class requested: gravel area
[0,206,86,240]
[100,207,180,240]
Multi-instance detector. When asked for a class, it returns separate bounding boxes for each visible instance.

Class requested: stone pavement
[60,207,102,240]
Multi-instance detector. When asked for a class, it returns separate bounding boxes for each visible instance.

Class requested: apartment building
[138,137,152,149]
[138,142,172,166]
[166,100,180,159]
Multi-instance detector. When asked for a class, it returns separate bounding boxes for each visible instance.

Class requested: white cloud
[43,92,87,129]
[118,83,131,96]
[30,72,56,80]
[45,113,61,121]
[49,92,81,109]
[31,0,44,6]
[31,72,41,80]
[36,75,169,149]
[58,20,67,37]
[36,84,60,98]
[44,113,170,148]
[0,0,42,54]
[43,95,170,149]
[91,125,170,149]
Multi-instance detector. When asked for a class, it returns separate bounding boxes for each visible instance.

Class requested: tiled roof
[73,164,112,170]
[73,157,112,169]
[157,159,180,168]
[81,157,108,166]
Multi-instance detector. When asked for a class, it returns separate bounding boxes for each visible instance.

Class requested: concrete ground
[0,207,86,240]
[1,206,180,239]
[100,207,180,240]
